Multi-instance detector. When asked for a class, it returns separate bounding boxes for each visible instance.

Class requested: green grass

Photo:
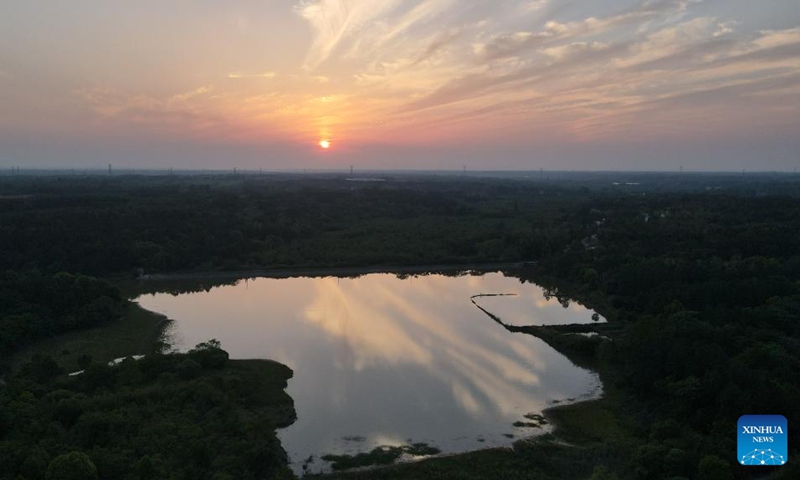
[10,301,169,372]
[544,397,634,447]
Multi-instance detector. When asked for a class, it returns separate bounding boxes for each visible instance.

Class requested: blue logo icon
[738,415,788,466]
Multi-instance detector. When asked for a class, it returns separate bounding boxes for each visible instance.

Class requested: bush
[45,452,98,480]
[696,455,731,480]
[590,465,620,480]
[177,359,202,380]
[189,340,229,369]
[21,448,50,480]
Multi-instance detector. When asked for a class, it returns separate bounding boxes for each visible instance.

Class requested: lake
[135,271,603,475]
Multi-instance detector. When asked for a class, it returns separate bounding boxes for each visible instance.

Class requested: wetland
[136,271,604,474]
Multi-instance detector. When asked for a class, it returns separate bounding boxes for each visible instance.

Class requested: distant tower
[679,165,683,174]
[463,165,466,174]
[350,165,354,175]
[108,164,112,176]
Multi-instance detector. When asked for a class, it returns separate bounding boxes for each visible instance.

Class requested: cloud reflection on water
[136,271,602,475]
[302,274,548,413]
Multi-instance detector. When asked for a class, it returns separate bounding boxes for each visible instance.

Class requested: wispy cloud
[295,0,461,69]
[378,0,455,47]
[473,31,550,61]
[371,0,799,144]
[295,0,404,69]
[62,0,800,161]
[411,28,465,65]
[73,86,229,137]
[228,71,277,79]
[522,1,549,13]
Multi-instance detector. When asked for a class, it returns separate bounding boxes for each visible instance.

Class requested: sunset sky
[1,0,799,171]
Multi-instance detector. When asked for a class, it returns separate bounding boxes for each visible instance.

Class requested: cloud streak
[73,0,800,151]
[295,0,404,69]
[5,0,798,169]
[228,71,277,79]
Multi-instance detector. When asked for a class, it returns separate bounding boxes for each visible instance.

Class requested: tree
[696,455,732,480]
[189,339,228,369]
[45,452,98,480]
[590,465,620,480]
[21,448,49,480]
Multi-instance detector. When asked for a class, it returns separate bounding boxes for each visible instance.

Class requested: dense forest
[0,272,122,360]
[524,192,800,480]
[1,172,799,479]
[2,173,797,276]
[1,340,296,480]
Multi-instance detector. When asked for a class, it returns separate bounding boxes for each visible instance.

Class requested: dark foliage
[0,271,122,360]
[0,344,296,480]
[2,173,800,479]
[0,175,589,275]
[523,191,800,480]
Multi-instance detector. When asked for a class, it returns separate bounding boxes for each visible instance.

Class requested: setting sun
[319,140,331,149]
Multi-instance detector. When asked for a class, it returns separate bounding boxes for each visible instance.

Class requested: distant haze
[1,1,799,171]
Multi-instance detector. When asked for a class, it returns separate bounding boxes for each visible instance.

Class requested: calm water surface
[136,272,603,475]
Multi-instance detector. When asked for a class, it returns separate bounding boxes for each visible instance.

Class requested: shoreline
[133,261,530,282]
[128,261,615,479]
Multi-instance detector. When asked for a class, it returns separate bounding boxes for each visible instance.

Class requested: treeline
[0,175,583,275]
[0,341,296,480]
[0,271,122,361]
[4,175,797,281]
